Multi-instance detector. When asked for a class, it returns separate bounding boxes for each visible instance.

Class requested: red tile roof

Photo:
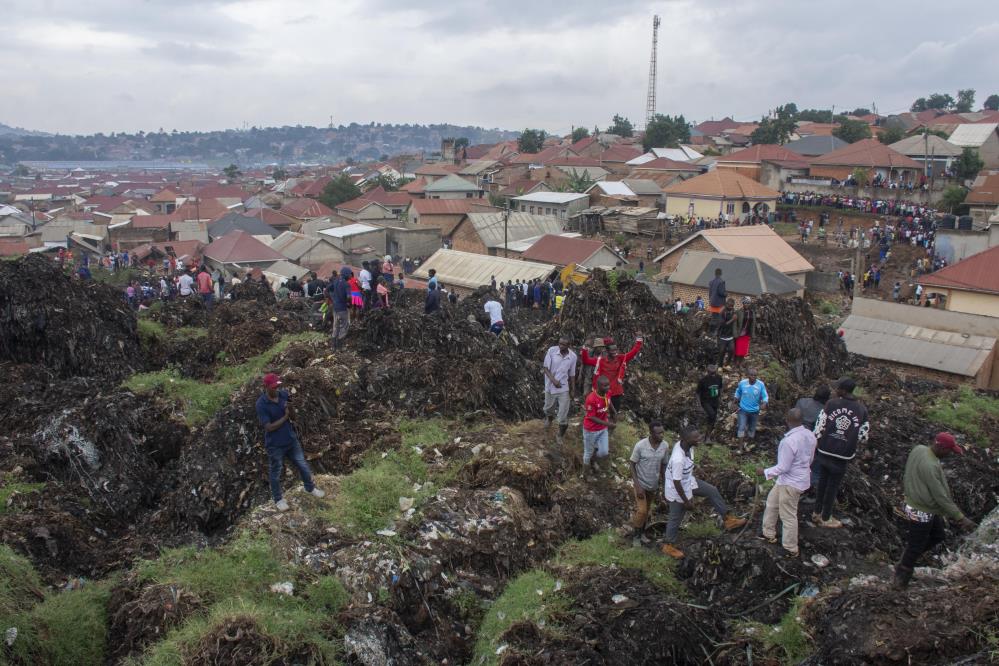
[810,138,922,169]
[545,156,601,167]
[919,245,999,295]
[174,197,231,222]
[360,186,412,207]
[966,173,999,206]
[279,198,333,219]
[83,195,129,212]
[204,230,285,264]
[463,144,496,160]
[414,163,455,176]
[400,177,426,193]
[632,157,702,171]
[510,146,570,164]
[521,234,610,266]
[569,136,598,152]
[194,184,248,200]
[411,199,495,215]
[149,187,179,203]
[290,176,332,198]
[663,170,780,199]
[335,196,389,213]
[598,145,644,162]
[695,117,741,135]
[499,179,547,196]
[247,207,297,228]
[717,144,806,164]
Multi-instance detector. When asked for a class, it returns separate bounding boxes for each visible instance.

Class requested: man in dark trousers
[256,373,325,512]
[812,377,869,528]
[696,364,724,439]
[707,268,726,335]
[716,298,737,368]
[893,432,976,588]
[330,267,350,350]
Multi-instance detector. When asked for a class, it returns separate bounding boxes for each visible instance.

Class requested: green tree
[850,107,872,116]
[832,119,872,143]
[850,167,870,186]
[926,93,955,110]
[571,126,590,143]
[940,185,968,214]
[954,147,985,180]
[643,114,690,151]
[13,163,30,177]
[607,114,634,138]
[750,105,796,145]
[782,102,799,116]
[797,109,833,123]
[878,126,905,145]
[222,163,241,180]
[271,167,287,180]
[955,89,976,113]
[910,97,928,112]
[318,174,362,209]
[454,137,470,149]
[517,128,547,153]
[563,169,595,193]
[984,94,999,111]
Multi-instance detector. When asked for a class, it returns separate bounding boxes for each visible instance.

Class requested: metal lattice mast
[645,15,660,128]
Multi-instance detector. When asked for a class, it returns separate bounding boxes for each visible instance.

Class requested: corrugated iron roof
[655,225,813,274]
[465,212,562,249]
[840,314,995,377]
[412,248,555,290]
[667,251,800,296]
[520,234,620,266]
[947,123,998,148]
[810,138,922,169]
[204,230,285,264]
[269,231,321,261]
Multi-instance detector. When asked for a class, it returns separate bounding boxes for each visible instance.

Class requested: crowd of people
[780,192,937,217]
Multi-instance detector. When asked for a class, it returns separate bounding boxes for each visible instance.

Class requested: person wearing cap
[580,332,644,412]
[893,433,976,588]
[812,377,869,528]
[543,336,577,444]
[256,373,325,512]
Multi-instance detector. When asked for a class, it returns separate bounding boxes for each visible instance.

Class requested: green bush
[926,386,999,443]
[557,531,681,593]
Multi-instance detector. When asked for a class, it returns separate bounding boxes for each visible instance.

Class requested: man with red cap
[893,432,976,589]
[580,332,643,412]
[256,373,325,512]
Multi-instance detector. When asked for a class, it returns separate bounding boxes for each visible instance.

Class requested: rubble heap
[0,255,144,380]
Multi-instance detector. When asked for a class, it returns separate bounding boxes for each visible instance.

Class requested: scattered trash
[612,594,629,604]
[811,554,830,568]
[398,497,414,511]
[376,529,397,537]
[4,627,17,647]
[269,582,294,596]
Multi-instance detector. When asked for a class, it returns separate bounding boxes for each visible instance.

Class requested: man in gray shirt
[628,421,669,546]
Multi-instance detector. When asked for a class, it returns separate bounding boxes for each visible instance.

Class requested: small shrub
[0,476,45,515]
[926,386,999,443]
[818,300,840,315]
[557,531,681,593]
[684,518,722,538]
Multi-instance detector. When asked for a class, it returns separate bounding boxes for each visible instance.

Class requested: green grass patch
[175,326,207,340]
[0,476,45,516]
[91,266,141,287]
[773,222,799,237]
[926,386,999,443]
[684,518,722,538]
[399,418,449,449]
[133,533,346,665]
[702,444,770,481]
[739,598,813,665]
[323,445,430,536]
[556,531,681,593]
[473,570,571,666]
[1,545,113,665]
[817,299,840,315]
[122,332,325,425]
[137,318,167,346]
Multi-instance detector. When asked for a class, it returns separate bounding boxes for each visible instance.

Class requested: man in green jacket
[894,432,976,589]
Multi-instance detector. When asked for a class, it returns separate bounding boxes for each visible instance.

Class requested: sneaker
[275,499,290,512]
[660,544,685,559]
[723,515,747,531]
[783,549,800,558]
[309,488,326,499]
[818,517,843,529]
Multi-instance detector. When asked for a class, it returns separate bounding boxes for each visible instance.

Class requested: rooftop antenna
[645,15,660,129]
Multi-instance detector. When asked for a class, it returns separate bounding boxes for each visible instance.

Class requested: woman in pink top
[376,277,390,308]
[381,255,395,285]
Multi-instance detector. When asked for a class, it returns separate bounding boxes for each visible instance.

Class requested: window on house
[726,203,735,214]
[530,206,535,214]
[466,193,474,198]
[545,207,552,215]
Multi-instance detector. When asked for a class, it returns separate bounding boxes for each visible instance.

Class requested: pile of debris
[227,278,276,305]
[0,254,144,380]
[753,294,847,383]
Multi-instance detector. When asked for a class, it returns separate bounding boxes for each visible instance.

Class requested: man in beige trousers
[756,408,817,557]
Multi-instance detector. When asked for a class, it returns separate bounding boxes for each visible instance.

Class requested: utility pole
[503,204,509,258]
[645,15,661,129]
[923,129,929,180]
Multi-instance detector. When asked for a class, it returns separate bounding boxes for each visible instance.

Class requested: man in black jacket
[708,268,726,335]
[696,364,724,439]
[812,377,870,528]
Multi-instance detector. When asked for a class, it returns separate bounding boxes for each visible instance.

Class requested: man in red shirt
[196,265,215,307]
[582,375,615,478]
[580,332,643,412]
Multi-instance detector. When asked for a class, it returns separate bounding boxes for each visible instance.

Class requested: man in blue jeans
[256,373,326,511]
[733,368,768,440]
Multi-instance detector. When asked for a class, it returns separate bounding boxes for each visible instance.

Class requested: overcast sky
[3,0,997,135]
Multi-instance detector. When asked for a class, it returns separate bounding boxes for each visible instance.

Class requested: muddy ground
[1,255,997,665]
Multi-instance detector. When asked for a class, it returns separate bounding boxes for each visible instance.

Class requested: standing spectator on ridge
[580,332,644,412]
[757,408,816,557]
[628,420,669,546]
[330,268,350,349]
[256,373,326,512]
[708,268,726,335]
[660,426,747,559]
[716,298,737,368]
[812,377,870,528]
[425,282,441,314]
[359,261,373,307]
[733,368,768,440]
[732,297,755,370]
[542,336,577,445]
[893,433,976,589]
[381,255,394,285]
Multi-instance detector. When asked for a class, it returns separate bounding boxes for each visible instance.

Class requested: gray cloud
[0,0,995,135]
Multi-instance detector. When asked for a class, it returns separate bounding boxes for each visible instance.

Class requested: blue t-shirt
[735,379,768,413]
[256,390,295,447]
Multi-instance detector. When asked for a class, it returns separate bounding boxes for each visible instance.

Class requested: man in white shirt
[177,270,195,297]
[542,336,577,444]
[661,426,746,559]
[756,408,817,557]
[359,262,373,308]
[483,294,504,336]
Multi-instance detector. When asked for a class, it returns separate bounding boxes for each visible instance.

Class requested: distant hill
[0,123,518,165]
[0,122,51,137]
